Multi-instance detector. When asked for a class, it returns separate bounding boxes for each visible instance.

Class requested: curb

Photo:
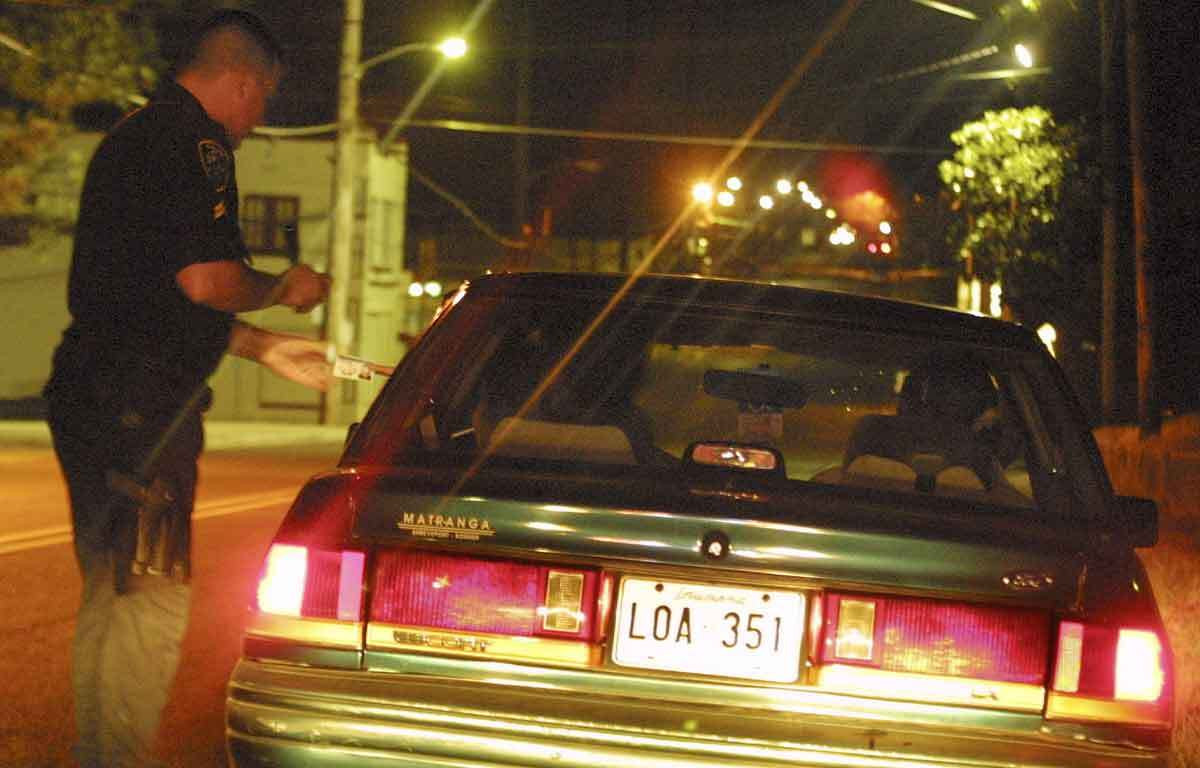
[0,420,349,451]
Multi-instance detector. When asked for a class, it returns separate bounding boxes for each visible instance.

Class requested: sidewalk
[0,419,348,451]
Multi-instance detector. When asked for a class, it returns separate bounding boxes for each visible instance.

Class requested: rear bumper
[226,657,1168,768]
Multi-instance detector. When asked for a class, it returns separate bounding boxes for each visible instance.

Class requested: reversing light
[1116,629,1164,701]
[834,599,877,661]
[1052,621,1084,692]
[541,571,586,632]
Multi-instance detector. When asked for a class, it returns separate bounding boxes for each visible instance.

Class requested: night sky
[191,0,1102,236]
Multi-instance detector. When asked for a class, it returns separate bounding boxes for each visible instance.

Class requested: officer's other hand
[278,265,331,313]
[258,335,334,392]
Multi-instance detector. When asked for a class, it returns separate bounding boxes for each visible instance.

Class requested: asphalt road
[0,430,343,767]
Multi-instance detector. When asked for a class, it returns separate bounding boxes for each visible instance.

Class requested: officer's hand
[277,265,331,313]
[258,334,334,392]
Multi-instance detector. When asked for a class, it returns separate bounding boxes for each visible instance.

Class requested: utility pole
[513,0,532,260]
[1124,0,1159,435]
[1099,0,1119,423]
[325,0,363,425]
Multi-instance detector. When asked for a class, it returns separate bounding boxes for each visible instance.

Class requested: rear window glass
[351,291,1099,513]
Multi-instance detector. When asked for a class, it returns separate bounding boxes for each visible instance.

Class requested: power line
[408,165,527,249]
[254,117,947,154]
[401,118,945,155]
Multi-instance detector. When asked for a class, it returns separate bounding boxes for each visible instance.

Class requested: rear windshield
[349,290,1104,515]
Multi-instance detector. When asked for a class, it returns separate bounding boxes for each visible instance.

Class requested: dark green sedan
[227,273,1172,767]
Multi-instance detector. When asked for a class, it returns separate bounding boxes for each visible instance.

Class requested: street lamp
[326,0,470,424]
[1013,42,1035,69]
[437,37,468,59]
[356,37,468,75]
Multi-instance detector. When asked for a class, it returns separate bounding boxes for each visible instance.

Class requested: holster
[103,381,210,593]
[108,471,189,592]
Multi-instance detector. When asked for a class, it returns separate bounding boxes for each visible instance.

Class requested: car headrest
[488,417,637,465]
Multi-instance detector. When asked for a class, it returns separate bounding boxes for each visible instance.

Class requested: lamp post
[325,0,466,423]
[325,0,363,426]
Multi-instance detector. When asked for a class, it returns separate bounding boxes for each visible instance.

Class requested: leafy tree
[938,106,1082,296]
[0,2,163,218]
[0,111,56,217]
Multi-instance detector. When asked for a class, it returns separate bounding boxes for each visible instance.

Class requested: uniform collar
[153,80,232,147]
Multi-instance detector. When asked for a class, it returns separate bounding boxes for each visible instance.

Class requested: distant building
[0,129,412,424]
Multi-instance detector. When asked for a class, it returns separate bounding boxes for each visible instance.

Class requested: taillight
[1047,619,1172,725]
[366,549,607,668]
[256,543,365,622]
[372,550,601,641]
[818,592,1049,684]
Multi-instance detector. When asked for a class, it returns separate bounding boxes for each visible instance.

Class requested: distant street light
[830,224,856,246]
[691,181,714,204]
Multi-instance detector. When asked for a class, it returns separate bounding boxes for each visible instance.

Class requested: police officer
[43,10,331,767]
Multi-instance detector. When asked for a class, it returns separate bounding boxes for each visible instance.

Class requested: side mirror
[344,421,360,451]
[1113,495,1158,548]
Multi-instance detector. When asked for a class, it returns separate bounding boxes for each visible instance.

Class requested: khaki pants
[48,396,201,767]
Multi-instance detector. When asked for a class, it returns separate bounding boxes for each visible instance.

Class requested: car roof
[460,272,1041,351]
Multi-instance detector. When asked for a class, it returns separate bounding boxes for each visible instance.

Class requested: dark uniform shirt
[46,80,248,404]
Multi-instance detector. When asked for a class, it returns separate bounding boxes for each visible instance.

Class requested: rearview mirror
[703,368,808,409]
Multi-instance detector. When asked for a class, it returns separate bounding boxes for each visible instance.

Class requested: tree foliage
[1,3,161,118]
[0,2,163,217]
[0,112,57,216]
[939,106,1081,289]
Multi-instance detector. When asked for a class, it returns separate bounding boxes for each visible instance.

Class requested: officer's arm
[176,261,330,313]
[227,320,332,391]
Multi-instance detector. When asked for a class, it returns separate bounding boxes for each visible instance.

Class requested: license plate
[612,578,805,683]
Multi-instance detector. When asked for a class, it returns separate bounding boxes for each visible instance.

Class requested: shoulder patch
[197,139,230,193]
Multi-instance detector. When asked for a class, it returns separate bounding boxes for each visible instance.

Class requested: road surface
[0,428,343,767]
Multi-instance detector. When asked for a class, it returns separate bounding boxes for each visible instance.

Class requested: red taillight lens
[256,543,365,621]
[819,593,1049,684]
[1053,621,1166,702]
[371,550,600,641]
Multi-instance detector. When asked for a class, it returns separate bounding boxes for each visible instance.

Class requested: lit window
[242,195,300,261]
